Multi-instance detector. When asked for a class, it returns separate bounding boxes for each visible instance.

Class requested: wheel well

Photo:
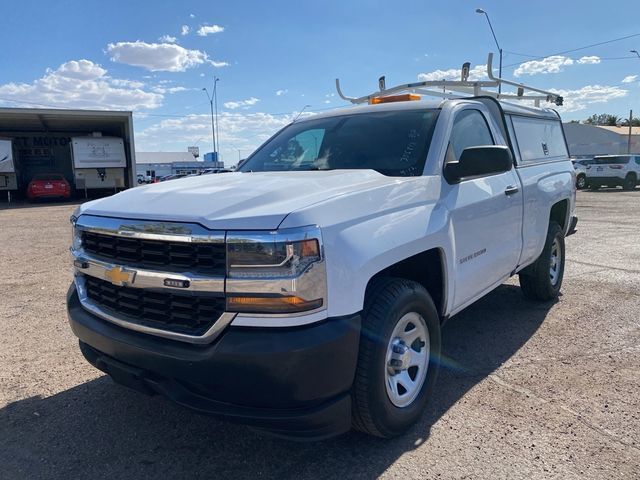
[367,249,445,317]
[626,171,637,179]
[550,200,569,231]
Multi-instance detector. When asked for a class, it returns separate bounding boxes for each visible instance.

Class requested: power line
[501,32,640,69]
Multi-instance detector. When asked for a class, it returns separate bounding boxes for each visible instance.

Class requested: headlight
[70,207,82,251]
[226,226,326,314]
[228,235,320,278]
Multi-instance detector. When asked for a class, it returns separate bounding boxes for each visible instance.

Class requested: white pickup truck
[67,71,577,440]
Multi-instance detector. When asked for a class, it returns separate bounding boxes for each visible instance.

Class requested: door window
[445,110,494,164]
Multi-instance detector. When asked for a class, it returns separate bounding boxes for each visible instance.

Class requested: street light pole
[202,87,216,156]
[476,8,503,94]
[213,77,220,160]
[293,104,311,122]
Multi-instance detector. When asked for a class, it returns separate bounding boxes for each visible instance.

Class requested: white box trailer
[71,136,127,195]
[0,138,18,195]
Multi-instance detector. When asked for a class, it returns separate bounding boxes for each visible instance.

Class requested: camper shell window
[510,115,568,164]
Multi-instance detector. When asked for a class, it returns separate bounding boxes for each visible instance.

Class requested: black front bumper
[67,285,361,440]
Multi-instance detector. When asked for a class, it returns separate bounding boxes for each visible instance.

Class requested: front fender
[280,176,453,317]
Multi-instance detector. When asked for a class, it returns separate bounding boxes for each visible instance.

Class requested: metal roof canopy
[0,107,134,139]
[0,107,137,191]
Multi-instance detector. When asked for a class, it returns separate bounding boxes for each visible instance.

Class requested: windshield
[593,156,630,165]
[239,110,440,177]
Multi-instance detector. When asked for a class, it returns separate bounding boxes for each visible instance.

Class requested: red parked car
[27,173,71,201]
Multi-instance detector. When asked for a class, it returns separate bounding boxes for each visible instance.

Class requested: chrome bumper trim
[71,249,225,292]
[74,275,235,344]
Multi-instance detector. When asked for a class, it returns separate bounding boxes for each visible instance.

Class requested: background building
[563,123,640,158]
[136,150,225,179]
[0,107,136,200]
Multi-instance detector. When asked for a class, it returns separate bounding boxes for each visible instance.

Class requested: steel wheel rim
[385,312,430,408]
[577,176,586,188]
[549,238,561,286]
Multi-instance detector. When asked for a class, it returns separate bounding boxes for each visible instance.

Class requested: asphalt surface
[1,190,639,479]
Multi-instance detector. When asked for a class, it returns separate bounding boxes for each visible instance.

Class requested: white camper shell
[71,136,127,194]
[0,139,17,192]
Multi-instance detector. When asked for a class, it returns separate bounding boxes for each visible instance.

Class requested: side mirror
[444,145,513,183]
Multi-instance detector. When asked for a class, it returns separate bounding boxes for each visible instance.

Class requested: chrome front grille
[84,276,225,336]
[72,215,231,343]
[81,230,226,275]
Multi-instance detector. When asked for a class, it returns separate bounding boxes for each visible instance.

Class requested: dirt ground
[1,190,639,480]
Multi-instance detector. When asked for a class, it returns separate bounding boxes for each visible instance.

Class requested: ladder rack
[335,53,563,107]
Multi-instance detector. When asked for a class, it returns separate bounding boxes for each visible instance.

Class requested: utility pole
[476,8,503,94]
[628,109,633,154]
[202,87,216,156]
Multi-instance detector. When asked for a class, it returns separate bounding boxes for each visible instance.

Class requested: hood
[80,170,404,230]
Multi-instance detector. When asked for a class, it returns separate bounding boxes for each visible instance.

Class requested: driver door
[444,108,523,312]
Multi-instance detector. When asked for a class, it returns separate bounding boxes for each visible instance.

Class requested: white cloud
[549,85,628,113]
[622,75,638,83]
[181,25,190,36]
[209,60,229,67]
[158,34,177,43]
[197,24,224,36]
[514,56,574,77]
[577,56,600,64]
[106,41,225,72]
[0,59,162,110]
[109,78,145,88]
[224,97,260,109]
[136,111,296,162]
[275,89,288,96]
[417,65,487,81]
[189,13,195,18]
[151,85,188,94]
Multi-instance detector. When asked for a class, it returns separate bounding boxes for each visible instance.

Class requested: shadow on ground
[1,284,555,479]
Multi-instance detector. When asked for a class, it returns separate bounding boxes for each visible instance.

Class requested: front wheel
[519,222,565,301]
[576,174,587,190]
[352,277,441,438]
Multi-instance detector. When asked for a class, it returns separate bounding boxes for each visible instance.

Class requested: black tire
[519,222,565,301]
[576,174,587,190]
[623,174,636,191]
[352,277,441,438]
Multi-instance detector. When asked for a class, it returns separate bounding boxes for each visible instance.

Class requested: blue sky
[2,0,640,164]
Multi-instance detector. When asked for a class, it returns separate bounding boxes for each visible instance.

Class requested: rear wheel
[519,222,565,301]
[352,277,441,438]
[623,174,636,191]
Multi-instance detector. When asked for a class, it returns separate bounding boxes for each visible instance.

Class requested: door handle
[504,185,519,196]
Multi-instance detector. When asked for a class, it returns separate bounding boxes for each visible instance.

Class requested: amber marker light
[226,295,323,314]
[369,94,421,105]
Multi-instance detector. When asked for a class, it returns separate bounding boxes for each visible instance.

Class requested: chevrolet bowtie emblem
[104,266,133,286]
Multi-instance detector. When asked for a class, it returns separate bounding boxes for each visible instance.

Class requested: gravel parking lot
[1,190,639,480]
